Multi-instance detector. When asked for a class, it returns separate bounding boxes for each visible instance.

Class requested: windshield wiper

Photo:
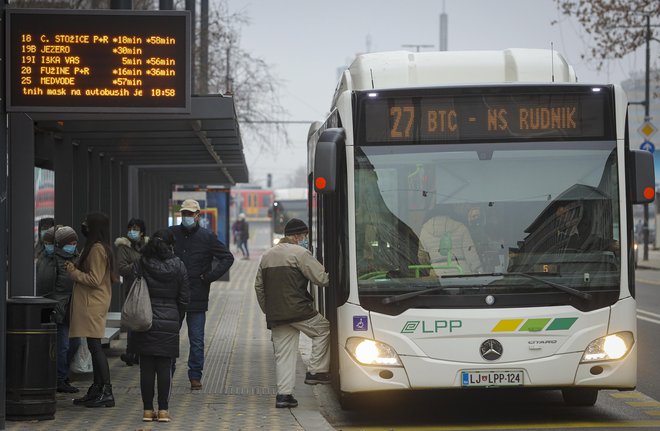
[503,272,592,300]
[382,283,447,305]
[381,272,591,305]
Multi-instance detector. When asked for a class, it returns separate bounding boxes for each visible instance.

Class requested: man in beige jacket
[254,218,330,408]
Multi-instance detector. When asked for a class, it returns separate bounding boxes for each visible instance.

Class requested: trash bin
[5,296,58,421]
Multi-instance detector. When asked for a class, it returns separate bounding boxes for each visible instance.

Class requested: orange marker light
[315,177,327,190]
[644,187,655,200]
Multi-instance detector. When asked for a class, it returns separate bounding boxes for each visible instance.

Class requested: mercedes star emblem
[480,339,503,361]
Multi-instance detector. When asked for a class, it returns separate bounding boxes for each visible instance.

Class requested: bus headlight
[581,331,634,363]
[345,337,402,367]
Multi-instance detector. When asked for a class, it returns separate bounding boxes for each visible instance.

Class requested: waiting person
[35,217,55,259]
[132,229,189,423]
[232,213,250,259]
[36,226,57,297]
[170,199,234,390]
[49,226,82,393]
[115,218,149,366]
[65,213,117,408]
[254,218,331,409]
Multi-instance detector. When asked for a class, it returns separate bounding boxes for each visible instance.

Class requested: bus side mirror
[630,149,655,204]
[314,128,345,194]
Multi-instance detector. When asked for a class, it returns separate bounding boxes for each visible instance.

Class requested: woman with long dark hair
[133,229,189,422]
[64,212,118,408]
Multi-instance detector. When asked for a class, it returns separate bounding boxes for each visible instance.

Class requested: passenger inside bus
[417,205,482,275]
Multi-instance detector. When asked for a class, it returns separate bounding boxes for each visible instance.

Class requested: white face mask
[182,216,196,228]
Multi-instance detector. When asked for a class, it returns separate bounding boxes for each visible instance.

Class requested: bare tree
[553,0,660,68]
[203,1,289,156]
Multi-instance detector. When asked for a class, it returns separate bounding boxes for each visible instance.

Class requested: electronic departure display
[7,9,190,113]
[361,89,612,143]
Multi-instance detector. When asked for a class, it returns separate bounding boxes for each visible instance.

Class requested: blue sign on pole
[641,140,655,154]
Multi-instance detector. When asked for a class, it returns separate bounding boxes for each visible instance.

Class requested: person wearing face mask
[48,226,82,393]
[169,199,234,390]
[36,226,57,297]
[115,218,149,366]
[65,213,118,408]
[254,218,331,408]
[35,217,55,259]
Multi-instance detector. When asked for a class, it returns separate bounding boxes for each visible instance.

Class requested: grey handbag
[121,275,153,331]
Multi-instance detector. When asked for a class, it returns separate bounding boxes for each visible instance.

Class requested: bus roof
[336,49,577,98]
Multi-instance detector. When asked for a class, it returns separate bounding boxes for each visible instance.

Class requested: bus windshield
[354,141,621,311]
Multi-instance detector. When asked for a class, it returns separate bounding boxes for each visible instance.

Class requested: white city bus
[307,49,655,408]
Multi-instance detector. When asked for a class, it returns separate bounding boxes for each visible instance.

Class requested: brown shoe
[190,379,202,390]
[142,410,157,422]
[158,410,171,422]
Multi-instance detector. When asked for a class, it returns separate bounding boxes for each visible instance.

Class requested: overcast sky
[225,0,654,189]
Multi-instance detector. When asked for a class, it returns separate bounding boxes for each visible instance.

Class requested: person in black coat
[169,199,234,390]
[132,229,189,423]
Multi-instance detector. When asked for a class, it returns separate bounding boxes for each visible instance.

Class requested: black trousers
[87,337,111,385]
[140,355,173,410]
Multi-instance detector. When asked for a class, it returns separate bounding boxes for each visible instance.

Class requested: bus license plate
[461,370,524,387]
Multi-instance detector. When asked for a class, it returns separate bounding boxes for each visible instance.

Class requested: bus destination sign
[362,91,610,143]
[7,10,190,113]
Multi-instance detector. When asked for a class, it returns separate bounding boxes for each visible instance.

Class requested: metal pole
[159,0,174,9]
[200,0,208,94]
[186,0,196,94]
[0,0,7,425]
[643,14,651,261]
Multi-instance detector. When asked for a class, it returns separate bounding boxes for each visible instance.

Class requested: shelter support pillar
[8,113,35,297]
[111,160,122,241]
[72,143,90,228]
[54,136,74,227]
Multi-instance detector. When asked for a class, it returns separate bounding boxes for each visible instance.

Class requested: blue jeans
[186,312,206,380]
[56,323,81,381]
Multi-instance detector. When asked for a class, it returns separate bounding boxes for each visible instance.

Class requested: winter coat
[131,254,190,358]
[169,224,234,312]
[115,236,149,300]
[68,243,112,338]
[254,237,329,327]
[46,248,79,324]
[232,220,249,242]
[35,252,57,297]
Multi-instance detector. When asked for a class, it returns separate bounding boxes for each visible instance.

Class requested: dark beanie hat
[42,227,56,243]
[284,218,308,236]
[55,226,78,246]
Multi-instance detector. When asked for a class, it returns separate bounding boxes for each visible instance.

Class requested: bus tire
[562,388,598,406]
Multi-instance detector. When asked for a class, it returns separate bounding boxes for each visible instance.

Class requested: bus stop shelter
[0,94,248,427]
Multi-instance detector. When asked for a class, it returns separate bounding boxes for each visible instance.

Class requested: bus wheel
[562,388,598,406]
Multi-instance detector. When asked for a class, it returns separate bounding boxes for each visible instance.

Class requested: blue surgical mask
[298,238,309,249]
[127,230,141,241]
[44,244,55,255]
[63,244,77,255]
[182,217,197,228]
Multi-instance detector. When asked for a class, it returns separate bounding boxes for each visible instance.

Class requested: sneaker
[143,410,157,422]
[57,379,79,393]
[190,379,202,390]
[275,394,298,408]
[158,410,171,422]
[304,371,331,385]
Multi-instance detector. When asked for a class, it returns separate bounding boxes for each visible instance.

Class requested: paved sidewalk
[636,247,660,270]
[5,254,334,431]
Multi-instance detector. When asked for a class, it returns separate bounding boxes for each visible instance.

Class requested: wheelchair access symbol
[353,316,368,331]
